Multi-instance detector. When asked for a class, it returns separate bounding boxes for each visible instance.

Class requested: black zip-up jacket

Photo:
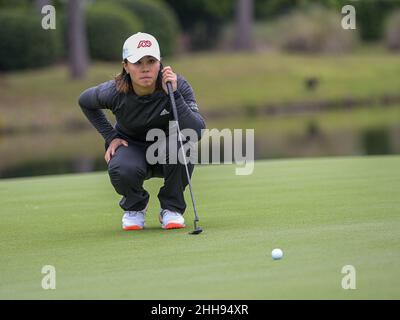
[78,75,206,145]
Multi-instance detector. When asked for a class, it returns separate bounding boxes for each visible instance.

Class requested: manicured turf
[0,156,399,299]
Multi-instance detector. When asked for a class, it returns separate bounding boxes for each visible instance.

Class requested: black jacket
[78,75,206,144]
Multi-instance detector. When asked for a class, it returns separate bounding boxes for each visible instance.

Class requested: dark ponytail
[115,59,133,94]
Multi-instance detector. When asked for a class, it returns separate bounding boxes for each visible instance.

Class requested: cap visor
[126,53,160,64]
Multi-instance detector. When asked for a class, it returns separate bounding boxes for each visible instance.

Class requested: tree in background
[1,0,399,73]
[34,0,49,13]
[351,0,400,41]
[254,0,400,42]
[385,9,400,50]
[114,0,180,57]
[85,1,142,61]
[164,0,234,50]
[234,0,253,50]
[0,0,62,71]
[67,0,89,79]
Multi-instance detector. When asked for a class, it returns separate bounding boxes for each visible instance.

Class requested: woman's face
[124,55,160,89]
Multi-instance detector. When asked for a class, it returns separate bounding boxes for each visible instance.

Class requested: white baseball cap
[122,32,161,63]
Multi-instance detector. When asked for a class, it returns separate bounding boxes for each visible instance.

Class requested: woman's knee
[108,160,147,183]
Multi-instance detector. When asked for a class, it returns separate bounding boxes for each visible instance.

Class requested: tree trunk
[234,0,253,51]
[34,0,51,13]
[67,0,89,79]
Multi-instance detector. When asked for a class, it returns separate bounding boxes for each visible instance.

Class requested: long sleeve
[78,81,120,145]
[174,76,206,140]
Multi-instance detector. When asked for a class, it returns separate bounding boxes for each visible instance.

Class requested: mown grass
[0,156,399,299]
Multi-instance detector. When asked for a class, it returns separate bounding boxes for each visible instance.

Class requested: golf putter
[166,80,203,235]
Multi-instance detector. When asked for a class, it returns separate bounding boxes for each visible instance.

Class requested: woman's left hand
[161,66,177,94]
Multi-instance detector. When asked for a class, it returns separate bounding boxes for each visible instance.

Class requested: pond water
[1,116,399,179]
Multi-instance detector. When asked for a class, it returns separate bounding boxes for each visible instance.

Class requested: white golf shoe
[122,203,148,231]
[159,209,185,229]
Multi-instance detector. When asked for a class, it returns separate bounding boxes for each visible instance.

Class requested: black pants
[106,139,194,214]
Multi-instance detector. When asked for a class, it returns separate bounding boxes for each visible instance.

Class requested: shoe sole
[163,223,185,230]
[123,225,143,231]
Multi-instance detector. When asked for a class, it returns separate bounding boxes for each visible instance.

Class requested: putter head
[189,227,203,235]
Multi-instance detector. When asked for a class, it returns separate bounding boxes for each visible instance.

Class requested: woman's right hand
[105,138,128,164]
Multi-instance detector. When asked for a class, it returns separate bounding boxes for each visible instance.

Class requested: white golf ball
[271,248,283,260]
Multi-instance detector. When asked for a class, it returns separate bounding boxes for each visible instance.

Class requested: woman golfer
[79,32,206,230]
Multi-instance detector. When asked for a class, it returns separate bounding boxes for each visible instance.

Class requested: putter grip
[166,82,179,122]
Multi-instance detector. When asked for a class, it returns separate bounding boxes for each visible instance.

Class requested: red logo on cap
[137,40,152,48]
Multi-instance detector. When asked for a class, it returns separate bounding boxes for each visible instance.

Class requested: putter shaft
[166,82,201,231]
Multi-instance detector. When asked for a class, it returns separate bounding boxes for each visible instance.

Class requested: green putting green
[0,156,399,299]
